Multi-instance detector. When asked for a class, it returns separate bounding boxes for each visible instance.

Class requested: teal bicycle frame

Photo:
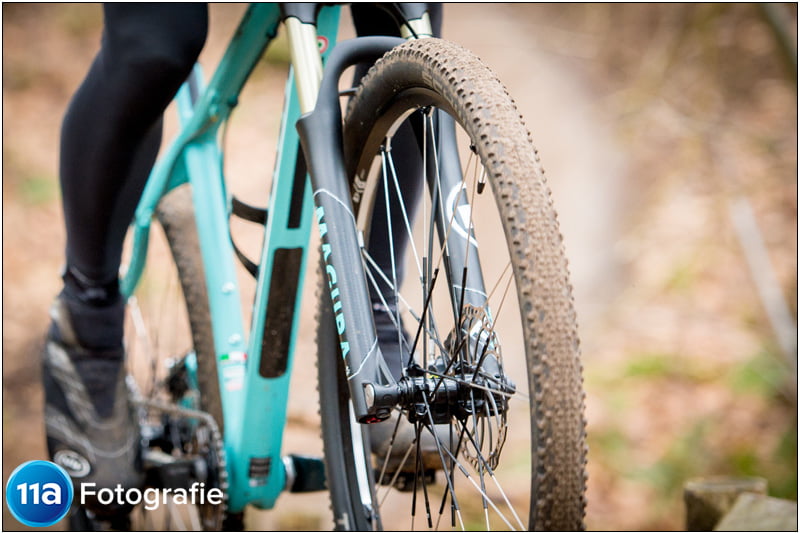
[120,4,341,512]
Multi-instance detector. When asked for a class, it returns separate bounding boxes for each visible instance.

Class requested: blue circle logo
[5,460,74,527]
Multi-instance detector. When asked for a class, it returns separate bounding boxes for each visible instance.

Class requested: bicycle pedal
[378,469,436,492]
[283,454,327,493]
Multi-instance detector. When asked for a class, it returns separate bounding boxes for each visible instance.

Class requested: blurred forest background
[3,3,797,530]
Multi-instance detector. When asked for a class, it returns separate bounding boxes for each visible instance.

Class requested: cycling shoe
[42,295,143,518]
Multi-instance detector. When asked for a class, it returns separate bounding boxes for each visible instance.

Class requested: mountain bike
[76,3,588,531]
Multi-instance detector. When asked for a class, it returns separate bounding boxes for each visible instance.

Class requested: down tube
[226,6,341,512]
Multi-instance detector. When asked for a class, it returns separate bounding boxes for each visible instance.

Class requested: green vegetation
[726,346,792,398]
[17,174,58,205]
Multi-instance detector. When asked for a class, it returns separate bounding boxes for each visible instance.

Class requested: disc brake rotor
[443,304,508,470]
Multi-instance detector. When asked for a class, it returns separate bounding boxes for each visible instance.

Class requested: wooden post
[684,476,768,531]
[715,492,798,531]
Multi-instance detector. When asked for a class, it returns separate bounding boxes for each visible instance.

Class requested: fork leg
[284,15,324,113]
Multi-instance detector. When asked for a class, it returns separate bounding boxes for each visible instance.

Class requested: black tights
[60,3,441,343]
[61,4,208,297]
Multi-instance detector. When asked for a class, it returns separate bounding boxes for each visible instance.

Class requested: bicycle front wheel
[317,39,587,531]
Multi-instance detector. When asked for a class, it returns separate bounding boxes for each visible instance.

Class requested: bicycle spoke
[392,301,524,531]
[417,397,465,532]
[380,145,406,371]
[363,248,441,364]
[362,249,451,360]
[378,449,415,505]
[454,418,525,530]
[416,396,520,532]
[376,413,405,488]
[413,422,435,530]
[408,267,440,372]
[441,422,463,530]
[362,249,419,321]
[423,370,527,403]
[385,145,424,281]
[363,260,414,366]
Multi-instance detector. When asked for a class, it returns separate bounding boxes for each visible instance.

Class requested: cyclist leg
[45,3,208,517]
[61,3,208,303]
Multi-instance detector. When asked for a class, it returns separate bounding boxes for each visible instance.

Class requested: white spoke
[362,248,451,359]
[385,146,424,280]
[421,413,519,531]
[424,370,527,402]
[362,249,420,322]
[380,147,405,370]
